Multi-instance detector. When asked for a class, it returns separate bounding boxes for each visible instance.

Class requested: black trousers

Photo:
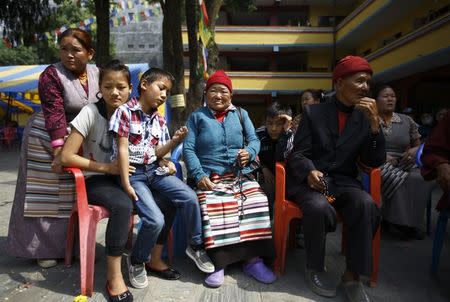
[85,174,176,256]
[291,180,380,276]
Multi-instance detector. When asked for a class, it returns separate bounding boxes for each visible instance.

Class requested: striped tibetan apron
[196,172,272,249]
[23,112,75,218]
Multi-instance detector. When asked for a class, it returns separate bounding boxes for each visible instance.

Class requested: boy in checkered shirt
[109,68,214,289]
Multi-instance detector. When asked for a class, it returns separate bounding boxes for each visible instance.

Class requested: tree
[0,46,38,65]
[0,1,52,46]
[94,0,111,66]
[183,0,256,122]
[159,0,186,131]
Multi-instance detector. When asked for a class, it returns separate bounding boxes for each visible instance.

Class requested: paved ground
[0,148,449,302]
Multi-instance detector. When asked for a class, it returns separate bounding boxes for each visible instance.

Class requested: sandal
[106,281,133,302]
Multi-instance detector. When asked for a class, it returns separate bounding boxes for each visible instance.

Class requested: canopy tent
[0,63,151,114]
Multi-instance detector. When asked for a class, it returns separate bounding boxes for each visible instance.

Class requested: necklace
[78,71,88,84]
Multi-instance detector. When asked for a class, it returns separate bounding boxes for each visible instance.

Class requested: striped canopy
[0,63,150,113]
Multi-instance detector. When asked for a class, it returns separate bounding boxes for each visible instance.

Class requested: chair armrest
[63,167,90,215]
[275,162,287,210]
[171,143,183,163]
[361,168,381,207]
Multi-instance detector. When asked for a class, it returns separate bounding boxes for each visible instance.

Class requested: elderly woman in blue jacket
[183,70,276,288]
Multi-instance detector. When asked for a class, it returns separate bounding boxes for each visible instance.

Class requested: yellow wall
[369,22,450,74]
[184,72,332,91]
[356,0,450,55]
[182,30,333,46]
[309,5,353,27]
[307,51,332,71]
[337,0,390,41]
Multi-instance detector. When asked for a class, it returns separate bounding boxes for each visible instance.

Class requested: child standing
[109,68,214,289]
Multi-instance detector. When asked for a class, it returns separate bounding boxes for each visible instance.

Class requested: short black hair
[266,102,293,118]
[99,59,131,86]
[138,67,175,95]
[300,89,323,102]
[372,84,393,99]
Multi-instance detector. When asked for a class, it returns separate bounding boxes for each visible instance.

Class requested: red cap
[333,55,373,82]
[205,70,232,93]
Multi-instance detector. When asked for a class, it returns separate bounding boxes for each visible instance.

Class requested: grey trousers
[291,181,380,276]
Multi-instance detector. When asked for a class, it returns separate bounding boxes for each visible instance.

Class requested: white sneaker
[185,245,215,273]
[126,255,148,289]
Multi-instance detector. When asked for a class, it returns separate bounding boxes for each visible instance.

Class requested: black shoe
[342,280,371,302]
[304,269,337,297]
[106,282,133,302]
[146,264,181,280]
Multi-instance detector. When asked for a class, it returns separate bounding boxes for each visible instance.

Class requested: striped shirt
[109,97,170,164]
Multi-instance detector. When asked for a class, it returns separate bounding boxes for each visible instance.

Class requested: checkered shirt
[109,97,170,164]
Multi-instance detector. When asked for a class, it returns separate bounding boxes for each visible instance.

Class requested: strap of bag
[236,107,246,148]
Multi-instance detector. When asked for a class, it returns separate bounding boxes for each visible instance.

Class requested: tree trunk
[185,0,203,118]
[94,0,110,66]
[161,0,185,131]
[205,0,223,73]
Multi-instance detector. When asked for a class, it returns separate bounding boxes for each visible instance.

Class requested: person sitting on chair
[286,56,385,301]
[421,111,450,211]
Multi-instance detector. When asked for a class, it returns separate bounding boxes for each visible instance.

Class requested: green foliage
[0,46,38,65]
[0,0,95,65]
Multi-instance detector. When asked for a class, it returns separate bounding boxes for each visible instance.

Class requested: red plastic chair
[64,167,174,297]
[0,126,17,149]
[273,162,381,287]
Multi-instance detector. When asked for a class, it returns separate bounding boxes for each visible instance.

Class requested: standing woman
[6,28,98,267]
[291,89,322,134]
[183,70,276,288]
[375,85,434,239]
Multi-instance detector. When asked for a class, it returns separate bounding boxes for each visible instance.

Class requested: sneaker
[304,269,337,297]
[342,280,371,302]
[204,269,224,288]
[242,258,276,284]
[37,259,57,268]
[185,245,215,273]
[126,255,148,289]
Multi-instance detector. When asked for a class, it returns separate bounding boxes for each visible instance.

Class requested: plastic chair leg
[65,213,77,267]
[370,226,381,287]
[126,216,135,250]
[273,219,290,275]
[431,212,448,274]
[79,213,96,297]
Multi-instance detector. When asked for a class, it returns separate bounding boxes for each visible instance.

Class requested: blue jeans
[130,163,203,263]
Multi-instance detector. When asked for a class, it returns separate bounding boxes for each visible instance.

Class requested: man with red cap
[286,56,385,301]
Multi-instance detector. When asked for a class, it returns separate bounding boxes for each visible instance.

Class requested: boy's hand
[124,184,138,201]
[173,126,188,144]
[262,167,275,185]
[278,114,292,131]
[159,159,177,174]
[197,176,215,191]
[108,160,136,176]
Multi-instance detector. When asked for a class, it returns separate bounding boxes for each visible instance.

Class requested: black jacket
[286,97,386,197]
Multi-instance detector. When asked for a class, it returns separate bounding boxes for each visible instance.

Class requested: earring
[96,91,102,99]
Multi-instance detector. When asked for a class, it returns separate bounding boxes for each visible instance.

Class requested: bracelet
[51,138,65,148]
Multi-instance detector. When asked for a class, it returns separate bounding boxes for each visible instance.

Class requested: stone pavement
[0,148,449,302]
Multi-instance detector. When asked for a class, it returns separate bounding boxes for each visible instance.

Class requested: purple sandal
[242,258,276,284]
[204,269,224,288]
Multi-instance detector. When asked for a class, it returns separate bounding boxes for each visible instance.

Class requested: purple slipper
[204,269,224,288]
[242,258,277,284]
